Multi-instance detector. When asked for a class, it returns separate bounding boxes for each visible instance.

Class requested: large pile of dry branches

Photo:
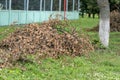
[0,19,94,67]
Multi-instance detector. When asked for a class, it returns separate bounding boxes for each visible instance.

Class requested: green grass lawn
[0,26,20,40]
[0,17,120,80]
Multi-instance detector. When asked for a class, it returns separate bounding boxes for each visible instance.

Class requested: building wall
[0,10,79,26]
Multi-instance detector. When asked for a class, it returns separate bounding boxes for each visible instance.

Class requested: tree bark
[97,0,110,47]
[88,13,91,18]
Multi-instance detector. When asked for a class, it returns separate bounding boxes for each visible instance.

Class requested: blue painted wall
[0,10,79,26]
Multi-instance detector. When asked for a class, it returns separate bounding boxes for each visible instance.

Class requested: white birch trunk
[97,0,110,47]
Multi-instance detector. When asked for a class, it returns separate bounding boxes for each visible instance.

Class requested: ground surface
[0,16,120,80]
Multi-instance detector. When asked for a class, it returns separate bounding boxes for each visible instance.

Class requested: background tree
[109,0,120,11]
[80,0,87,17]
[80,0,99,18]
[80,0,120,18]
[86,0,99,18]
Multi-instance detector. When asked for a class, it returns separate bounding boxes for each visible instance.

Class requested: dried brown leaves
[110,10,120,32]
[0,19,94,67]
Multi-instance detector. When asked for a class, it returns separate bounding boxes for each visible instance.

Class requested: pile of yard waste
[90,10,120,32]
[0,19,94,67]
[110,10,120,31]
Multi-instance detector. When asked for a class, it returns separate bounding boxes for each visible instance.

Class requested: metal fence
[0,0,80,26]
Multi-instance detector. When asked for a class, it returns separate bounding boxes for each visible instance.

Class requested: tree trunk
[88,13,91,18]
[97,0,110,47]
[92,13,95,18]
[81,12,84,18]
